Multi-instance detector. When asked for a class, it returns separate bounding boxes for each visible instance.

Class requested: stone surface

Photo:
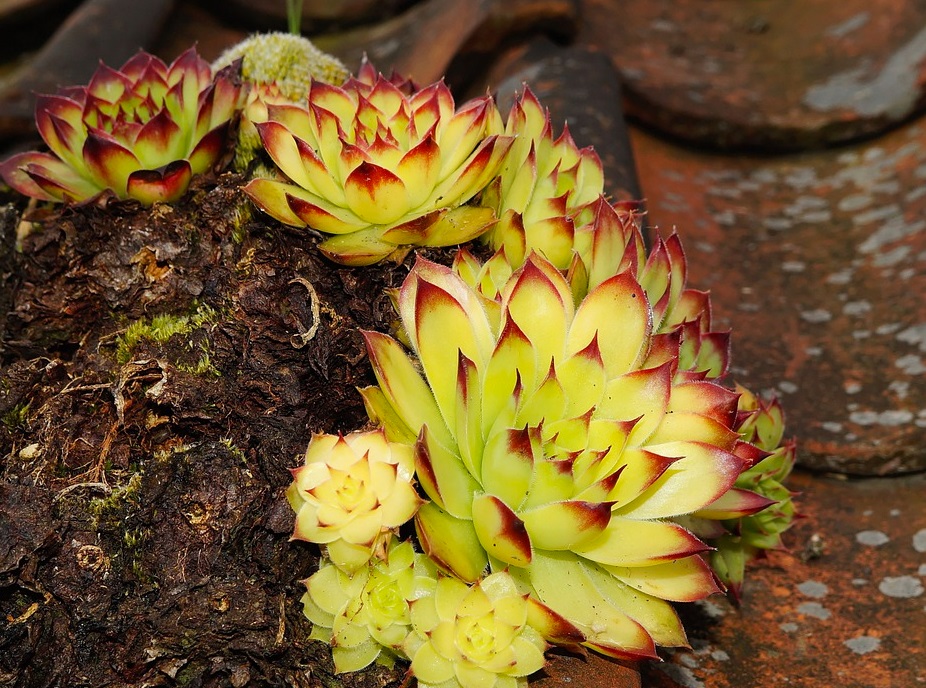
[0,0,176,140]
[315,0,576,87]
[472,36,642,203]
[630,116,926,475]
[580,0,926,151]
[221,0,412,32]
[534,652,641,688]
[642,470,926,687]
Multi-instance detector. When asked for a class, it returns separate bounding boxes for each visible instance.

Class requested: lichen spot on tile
[878,576,925,598]
[798,580,829,598]
[914,528,926,553]
[797,602,832,620]
[780,622,799,633]
[844,635,881,655]
[856,530,890,546]
[801,308,833,324]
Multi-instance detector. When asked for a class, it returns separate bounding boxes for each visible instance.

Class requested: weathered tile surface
[631,120,926,475]
[642,470,926,687]
[580,0,926,150]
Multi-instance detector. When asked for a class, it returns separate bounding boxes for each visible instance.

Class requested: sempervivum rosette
[359,253,767,659]
[243,65,513,265]
[688,386,798,599]
[287,429,424,573]
[0,47,240,206]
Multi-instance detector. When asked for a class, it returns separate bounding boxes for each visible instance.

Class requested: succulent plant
[695,385,797,598]
[243,61,512,265]
[286,429,424,573]
[360,252,766,658]
[0,47,240,206]
[478,88,605,271]
[301,538,438,672]
[211,32,350,173]
[457,196,730,381]
[404,571,574,688]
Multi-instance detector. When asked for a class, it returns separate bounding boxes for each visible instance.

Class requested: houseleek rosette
[243,67,513,265]
[0,47,240,205]
[301,538,438,672]
[405,571,579,688]
[286,429,424,573]
[360,253,766,658]
[692,386,798,598]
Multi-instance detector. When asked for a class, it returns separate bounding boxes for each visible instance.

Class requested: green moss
[2,402,30,431]
[89,472,143,519]
[114,304,219,368]
[220,437,247,464]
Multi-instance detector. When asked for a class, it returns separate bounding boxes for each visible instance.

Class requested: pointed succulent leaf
[416,425,479,519]
[363,330,453,448]
[472,493,533,567]
[567,271,652,378]
[514,551,658,659]
[125,160,192,205]
[581,561,692,646]
[520,500,612,550]
[617,441,745,519]
[415,502,488,583]
[480,426,539,509]
[604,555,721,604]
[574,517,708,566]
[695,487,777,520]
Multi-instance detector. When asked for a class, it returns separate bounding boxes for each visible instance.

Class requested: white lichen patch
[888,380,910,399]
[843,635,881,655]
[913,528,926,553]
[837,193,873,212]
[898,323,926,351]
[797,602,831,620]
[778,381,799,394]
[849,409,914,426]
[872,245,911,267]
[826,268,853,285]
[895,354,926,375]
[801,309,833,324]
[878,576,924,598]
[797,580,829,598]
[856,530,890,546]
[780,622,799,633]
[843,300,872,316]
[821,421,843,433]
[655,663,704,688]
[781,260,807,272]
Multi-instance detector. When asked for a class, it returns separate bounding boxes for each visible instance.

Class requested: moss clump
[212,32,349,99]
[3,402,30,431]
[114,304,218,367]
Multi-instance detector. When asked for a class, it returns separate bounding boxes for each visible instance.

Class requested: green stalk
[286,0,303,34]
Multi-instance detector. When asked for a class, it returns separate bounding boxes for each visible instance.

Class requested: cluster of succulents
[1,35,797,688]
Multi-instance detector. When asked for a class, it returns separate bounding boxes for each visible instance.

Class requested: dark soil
[0,174,421,687]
